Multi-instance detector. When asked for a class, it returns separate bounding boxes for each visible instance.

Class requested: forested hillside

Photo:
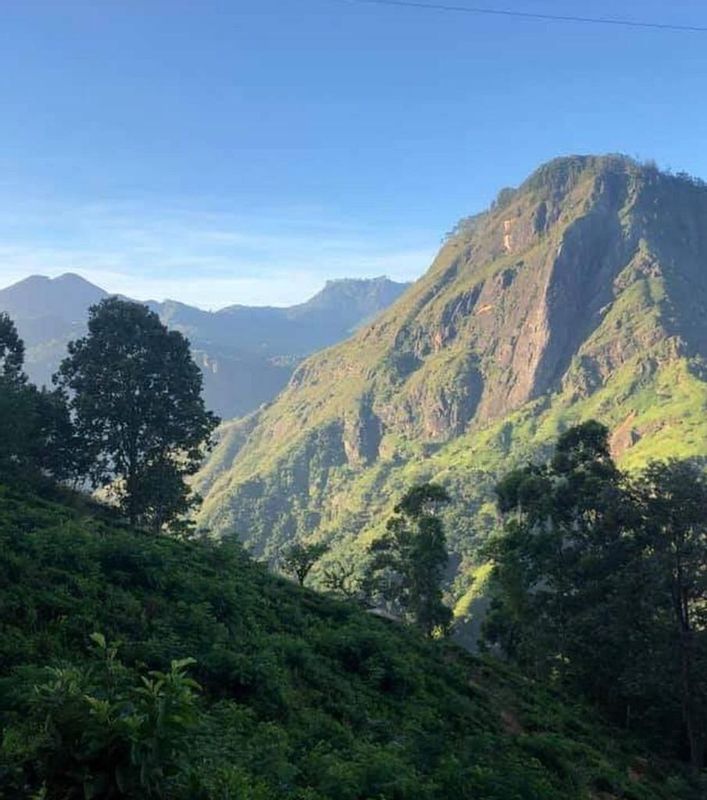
[0,485,701,799]
[195,155,707,617]
[0,282,705,796]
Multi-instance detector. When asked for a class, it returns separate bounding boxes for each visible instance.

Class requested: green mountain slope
[196,155,707,609]
[0,486,699,798]
[0,274,409,419]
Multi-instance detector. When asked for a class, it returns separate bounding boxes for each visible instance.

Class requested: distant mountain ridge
[0,273,410,418]
[150,275,411,356]
[193,154,707,637]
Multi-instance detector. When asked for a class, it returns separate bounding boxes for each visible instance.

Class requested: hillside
[196,155,707,614]
[0,274,409,419]
[0,485,699,799]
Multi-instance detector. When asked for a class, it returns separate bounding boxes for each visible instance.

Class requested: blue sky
[1,0,706,308]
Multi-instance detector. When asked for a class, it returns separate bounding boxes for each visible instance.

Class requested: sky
[1,0,706,308]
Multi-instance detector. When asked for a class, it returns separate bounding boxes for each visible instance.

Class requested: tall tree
[487,422,633,683]
[632,460,707,770]
[367,483,452,637]
[55,298,218,529]
[486,421,707,768]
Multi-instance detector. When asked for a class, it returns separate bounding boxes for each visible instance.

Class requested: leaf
[171,657,197,671]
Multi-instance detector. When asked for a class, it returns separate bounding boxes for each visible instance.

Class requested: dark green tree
[321,558,360,599]
[632,460,707,770]
[281,541,329,586]
[55,298,218,529]
[367,483,452,637]
[0,312,26,385]
[486,422,707,768]
[0,314,76,483]
[485,422,641,710]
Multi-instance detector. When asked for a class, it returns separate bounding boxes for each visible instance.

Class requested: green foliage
[281,542,329,586]
[486,422,707,771]
[55,297,219,530]
[320,559,360,599]
[0,312,26,385]
[0,486,697,798]
[367,483,453,637]
[0,314,77,485]
[27,637,200,798]
[632,460,707,770]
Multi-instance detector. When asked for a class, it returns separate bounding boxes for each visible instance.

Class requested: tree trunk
[680,626,704,770]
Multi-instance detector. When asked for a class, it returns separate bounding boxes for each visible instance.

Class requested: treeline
[0,297,218,531]
[282,422,707,772]
[485,421,707,771]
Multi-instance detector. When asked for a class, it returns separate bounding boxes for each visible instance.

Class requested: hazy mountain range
[0,273,410,418]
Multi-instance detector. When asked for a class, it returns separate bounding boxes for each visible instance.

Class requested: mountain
[154,276,412,355]
[0,273,108,391]
[196,155,707,624]
[0,274,409,418]
[0,485,698,798]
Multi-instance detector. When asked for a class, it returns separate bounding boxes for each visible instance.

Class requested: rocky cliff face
[197,155,707,603]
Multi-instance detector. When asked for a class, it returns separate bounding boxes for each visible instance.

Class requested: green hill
[195,155,707,615]
[0,486,700,798]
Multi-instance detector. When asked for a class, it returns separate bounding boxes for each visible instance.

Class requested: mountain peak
[196,151,707,574]
[53,272,100,288]
[281,277,411,330]
[0,273,107,322]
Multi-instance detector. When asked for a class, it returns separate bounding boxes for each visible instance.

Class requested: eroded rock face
[610,412,641,458]
[344,397,382,465]
[368,162,654,428]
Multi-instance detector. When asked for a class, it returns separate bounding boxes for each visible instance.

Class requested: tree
[55,298,218,529]
[632,460,707,770]
[485,422,639,700]
[281,542,329,586]
[322,558,360,599]
[0,312,26,385]
[367,483,452,637]
[486,422,707,769]
[0,314,76,483]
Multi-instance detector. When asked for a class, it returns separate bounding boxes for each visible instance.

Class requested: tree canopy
[0,312,26,385]
[486,421,707,770]
[55,297,218,529]
[367,483,452,637]
[0,313,76,484]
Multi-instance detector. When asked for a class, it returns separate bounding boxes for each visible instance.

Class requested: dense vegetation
[485,422,707,771]
[0,486,702,799]
[0,288,705,796]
